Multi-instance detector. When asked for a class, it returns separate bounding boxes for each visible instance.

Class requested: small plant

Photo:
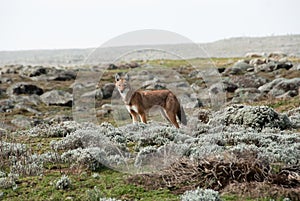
[86,186,121,201]
[0,173,18,189]
[55,175,71,190]
[86,186,102,201]
[180,187,222,201]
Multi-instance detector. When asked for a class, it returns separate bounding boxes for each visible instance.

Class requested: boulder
[254,61,276,72]
[11,116,32,129]
[274,61,293,70]
[0,99,14,112]
[0,65,22,74]
[40,90,73,106]
[268,52,287,59]
[0,77,12,84]
[232,88,264,103]
[27,68,77,81]
[107,63,118,70]
[11,94,42,106]
[181,93,202,109]
[245,52,264,58]
[102,83,115,99]
[290,64,300,71]
[20,66,48,77]
[81,89,103,99]
[222,80,238,93]
[0,88,6,97]
[230,74,268,88]
[51,70,77,81]
[14,104,41,115]
[7,82,43,96]
[258,78,300,98]
[209,105,292,130]
[223,60,253,75]
[249,58,266,66]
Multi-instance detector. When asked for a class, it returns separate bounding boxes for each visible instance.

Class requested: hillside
[0,34,300,65]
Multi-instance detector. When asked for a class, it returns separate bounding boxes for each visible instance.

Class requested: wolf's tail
[177,106,187,125]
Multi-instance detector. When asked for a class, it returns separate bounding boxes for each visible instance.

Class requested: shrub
[180,187,222,201]
[0,173,18,189]
[86,186,121,201]
[55,175,71,190]
[10,154,44,176]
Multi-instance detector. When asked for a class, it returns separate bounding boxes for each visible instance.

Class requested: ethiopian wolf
[115,73,187,128]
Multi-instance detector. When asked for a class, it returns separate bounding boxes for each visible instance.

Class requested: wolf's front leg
[130,111,139,124]
[139,112,147,124]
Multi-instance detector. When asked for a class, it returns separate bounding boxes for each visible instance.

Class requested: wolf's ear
[124,73,130,81]
[115,73,121,82]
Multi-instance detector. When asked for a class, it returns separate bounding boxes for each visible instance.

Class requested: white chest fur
[126,105,138,113]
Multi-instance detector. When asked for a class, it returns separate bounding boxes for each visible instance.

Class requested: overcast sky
[0,0,299,51]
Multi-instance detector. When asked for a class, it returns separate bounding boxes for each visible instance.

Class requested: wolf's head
[115,73,131,95]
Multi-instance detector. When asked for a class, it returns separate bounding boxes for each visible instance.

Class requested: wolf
[115,73,187,128]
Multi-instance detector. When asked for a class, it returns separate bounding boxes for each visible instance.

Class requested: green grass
[1,57,299,201]
[1,168,179,201]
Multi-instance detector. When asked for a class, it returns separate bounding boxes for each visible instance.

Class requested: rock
[258,78,285,93]
[249,58,266,66]
[11,116,32,129]
[181,93,202,109]
[290,64,300,71]
[188,70,202,78]
[210,104,292,130]
[20,66,48,77]
[0,88,6,97]
[0,77,12,84]
[268,52,287,59]
[222,80,238,93]
[172,82,189,88]
[223,60,253,75]
[81,89,103,99]
[254,61,276,72]
[27,68,77,81]
[7,82,43,96]
[142,77,160,88]
[245,52,264,58]
[0,99,14,112]
[0,65,22,74]
[40,90,73,106]
[259,78,300,98]
[232,88,264,103]
[128,62,139,68]
[51,70,77,81]
[14,104,41,115]
[11,94,42,106]
[230,74,268,88]
[217,67,225,73]
[102,83,115,99]
[275,61,293,70]
[108,63,118,70]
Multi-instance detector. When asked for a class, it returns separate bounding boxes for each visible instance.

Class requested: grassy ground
[1,57,299,200]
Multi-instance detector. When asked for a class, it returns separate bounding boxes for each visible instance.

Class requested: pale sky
[0,0,299,51]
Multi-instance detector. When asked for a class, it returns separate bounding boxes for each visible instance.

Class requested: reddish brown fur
[115,74,187,128]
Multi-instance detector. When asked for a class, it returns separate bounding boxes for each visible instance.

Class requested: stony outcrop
[7,82,43,96]
[40,90,73,106]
